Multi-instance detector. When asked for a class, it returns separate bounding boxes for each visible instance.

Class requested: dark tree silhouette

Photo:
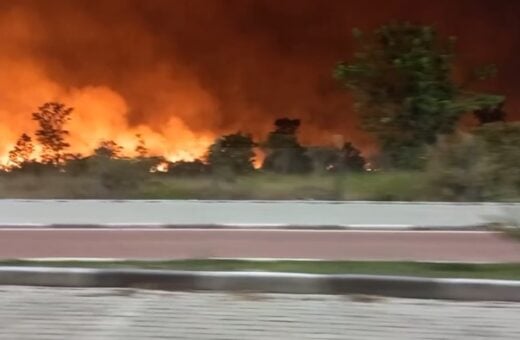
[262,118,311,174]
[32,102,73,165]
[167,160,209,176]
[135,134,148,158]
[8,133,34,167]
[272,118,300,135]
[339,142,366,172]
[94,140,124,158]
[474,101,507,125]
[206,132,256,174]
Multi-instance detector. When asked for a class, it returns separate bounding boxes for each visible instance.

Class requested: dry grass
[0,171,433,201]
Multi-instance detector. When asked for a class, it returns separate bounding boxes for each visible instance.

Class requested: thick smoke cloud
[0,0,517,161]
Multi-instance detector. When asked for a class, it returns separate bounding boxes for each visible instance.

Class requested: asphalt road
[0,200,519,228]
[1,229,519,261]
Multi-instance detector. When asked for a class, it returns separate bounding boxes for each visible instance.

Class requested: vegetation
[426,123,520,201]
[1,22,516,202]
[262,118,312,174]
[334,23,503,168]
[206,132,256,175]
[94,140,124,159]
[32,102,74,166]
[8,133,34,168]
[2,259,520,280]
[0,171,427,200]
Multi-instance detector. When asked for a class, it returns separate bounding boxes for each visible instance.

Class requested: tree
[206,132,256,175]
[334,23,503,168]
[262,118,311,173]
[135,134,148,158]
[8,133,34,168]
[32,102,73,165]
[94,140,123,159]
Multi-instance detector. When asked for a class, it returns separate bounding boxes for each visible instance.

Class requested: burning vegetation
[4,101,366,176]
[1,0,519,172]
[0,1,518,201]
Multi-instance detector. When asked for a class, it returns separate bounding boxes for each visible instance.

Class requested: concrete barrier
[0,200,518,228]
[1,266,519,301]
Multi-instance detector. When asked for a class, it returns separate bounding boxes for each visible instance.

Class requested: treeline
[6,103,366,181]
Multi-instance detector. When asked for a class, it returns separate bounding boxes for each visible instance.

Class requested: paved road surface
[0,286,519,339]
[1,229,519,261]
[0,200,519,228]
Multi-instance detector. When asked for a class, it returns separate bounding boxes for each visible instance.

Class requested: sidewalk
[0,286,519,339]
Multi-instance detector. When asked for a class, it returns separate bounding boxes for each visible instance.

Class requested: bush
[206,133,256,175]
[86,157,149,191]
[426,123,520,201]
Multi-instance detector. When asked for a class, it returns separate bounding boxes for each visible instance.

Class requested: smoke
[0,0,517,162]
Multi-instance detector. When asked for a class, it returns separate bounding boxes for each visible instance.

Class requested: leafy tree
[262,118,312,173]
[206,132,256,174]
[8,133,34,168]
[32,102,73,165]
[94,140,123,159]
[334,23,503,168]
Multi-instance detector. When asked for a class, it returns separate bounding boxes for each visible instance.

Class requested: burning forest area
[0,0,519,201]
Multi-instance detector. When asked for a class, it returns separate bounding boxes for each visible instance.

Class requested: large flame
[0,0,517,168]
[0,79,216,166]
[0,5,217,166]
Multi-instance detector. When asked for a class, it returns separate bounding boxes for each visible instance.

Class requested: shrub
[426,123,520,201]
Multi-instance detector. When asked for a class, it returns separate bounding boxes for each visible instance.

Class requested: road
[0,199,519,228]
[0,229,519,261]
[1,287,519,339]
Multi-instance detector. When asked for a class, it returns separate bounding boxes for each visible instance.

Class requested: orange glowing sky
[0,0,517,164]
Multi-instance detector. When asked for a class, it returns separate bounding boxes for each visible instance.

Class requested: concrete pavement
[0,199,519,228]
[1,286,519,339]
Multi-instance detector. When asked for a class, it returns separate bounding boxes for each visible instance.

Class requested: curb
[1,266,519,301]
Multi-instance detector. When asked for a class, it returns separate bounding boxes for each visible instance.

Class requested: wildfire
[150,161,170,173]
[0,1,374,170]
[0,85,216,168]
[0,6,218,170]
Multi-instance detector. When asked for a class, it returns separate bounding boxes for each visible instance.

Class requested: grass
[1,260,520,280]
[0,171,430,200]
